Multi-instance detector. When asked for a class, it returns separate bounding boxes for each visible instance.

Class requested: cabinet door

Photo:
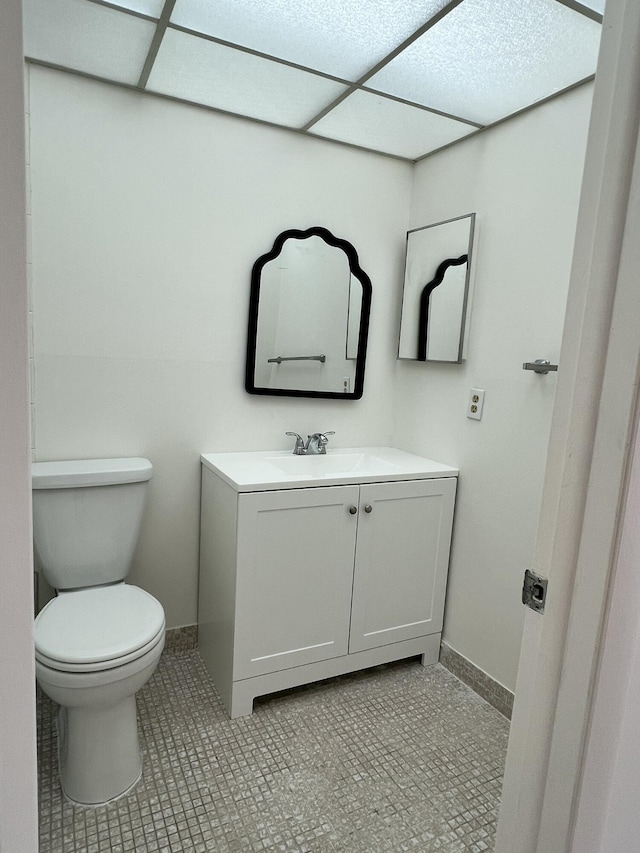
[234,485,359,679]
[349,477,456,654]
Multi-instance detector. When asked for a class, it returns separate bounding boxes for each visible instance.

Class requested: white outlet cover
[467,388,485,420]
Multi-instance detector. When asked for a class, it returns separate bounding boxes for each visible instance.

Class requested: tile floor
[38,651,509,852]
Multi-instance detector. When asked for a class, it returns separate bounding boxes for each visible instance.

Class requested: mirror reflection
[398,214,476,363]
[245,228,372,399]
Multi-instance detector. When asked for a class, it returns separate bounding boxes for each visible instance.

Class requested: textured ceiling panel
[169,0,454,79]
[147,29,349,128]
[23,0,156,85]
[310,91,477,160]
[367,0,601,125]
[98,0,165,18]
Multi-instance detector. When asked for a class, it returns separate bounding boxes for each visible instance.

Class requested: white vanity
[198,447,458,717]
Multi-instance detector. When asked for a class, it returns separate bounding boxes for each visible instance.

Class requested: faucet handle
[285,432,305,455]
[306,431,335,454]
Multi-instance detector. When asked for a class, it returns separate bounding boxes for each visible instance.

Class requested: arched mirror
[398,213,476,363]
[245,227,372,399]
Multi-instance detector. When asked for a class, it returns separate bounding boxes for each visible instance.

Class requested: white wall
[392,85,594,692]
[29,66,413,629]
[0,1,39,850]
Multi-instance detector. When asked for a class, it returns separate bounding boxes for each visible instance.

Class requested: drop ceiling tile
[97,0,165,17]
[147,29,350,128]
[23,0,156,85]
[309,90,477,160]
[169,0,453,80]
[368,0,601,125]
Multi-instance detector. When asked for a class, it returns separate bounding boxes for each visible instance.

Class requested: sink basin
[200,447,459,492]
[266,452,399,477]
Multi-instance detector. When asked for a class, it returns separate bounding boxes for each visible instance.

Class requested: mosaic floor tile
[38,654,509,852]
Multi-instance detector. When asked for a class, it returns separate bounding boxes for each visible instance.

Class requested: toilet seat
[35,583,165,673]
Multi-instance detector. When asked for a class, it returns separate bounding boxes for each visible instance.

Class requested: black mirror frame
[417,254,468,362]
[245,227,372,400]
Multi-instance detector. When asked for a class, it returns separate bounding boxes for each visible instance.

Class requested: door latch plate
[522,569,548,614]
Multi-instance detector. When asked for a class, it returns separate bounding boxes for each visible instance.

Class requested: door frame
[495,0,640,849]
[0,1,39,850]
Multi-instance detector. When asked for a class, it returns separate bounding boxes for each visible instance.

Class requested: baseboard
[439,641,514,720]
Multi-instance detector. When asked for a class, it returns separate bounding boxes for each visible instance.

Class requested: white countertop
[201,447,458,492]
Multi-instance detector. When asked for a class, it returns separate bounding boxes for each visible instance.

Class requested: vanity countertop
[200,447,458,492]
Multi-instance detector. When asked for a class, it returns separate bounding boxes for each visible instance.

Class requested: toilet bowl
[35,583,165,805]
[32,458,165,806]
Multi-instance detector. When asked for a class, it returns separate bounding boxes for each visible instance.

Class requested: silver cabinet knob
[364,504,373,513]
[349,506,357,515]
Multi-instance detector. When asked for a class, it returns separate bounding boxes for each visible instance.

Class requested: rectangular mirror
[398,213,476,363]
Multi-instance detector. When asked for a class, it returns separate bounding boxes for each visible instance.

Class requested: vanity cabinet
[198,450,457,718]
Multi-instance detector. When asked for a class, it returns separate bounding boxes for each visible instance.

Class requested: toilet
[32,457,165,806]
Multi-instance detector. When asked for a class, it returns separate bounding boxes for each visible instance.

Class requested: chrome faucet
[285,431,335,455]
[305,432,335,455]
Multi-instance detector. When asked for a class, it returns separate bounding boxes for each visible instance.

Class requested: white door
[495,0,640,850]
[349,478,456,653]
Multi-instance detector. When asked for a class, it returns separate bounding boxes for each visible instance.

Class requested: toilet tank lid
[32,457,153,489]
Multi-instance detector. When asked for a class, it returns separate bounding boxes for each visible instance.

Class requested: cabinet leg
[419,637,441,669]
[229,685,255,719]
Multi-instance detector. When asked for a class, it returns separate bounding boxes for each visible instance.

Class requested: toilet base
[36,626,164,807]
[57,696,143,806]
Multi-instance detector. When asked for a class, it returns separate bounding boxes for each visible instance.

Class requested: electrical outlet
[467,388,485,420]
[342,377,350,394]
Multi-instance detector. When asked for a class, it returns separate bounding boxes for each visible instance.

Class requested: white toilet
[32,457,166,806]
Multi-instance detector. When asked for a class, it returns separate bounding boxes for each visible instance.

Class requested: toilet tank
[32,458,153,591]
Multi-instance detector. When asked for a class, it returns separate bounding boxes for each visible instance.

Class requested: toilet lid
[35,584,165,668]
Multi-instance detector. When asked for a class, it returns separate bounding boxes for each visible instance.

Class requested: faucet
[305,431,335,455]
[285,431,335,455]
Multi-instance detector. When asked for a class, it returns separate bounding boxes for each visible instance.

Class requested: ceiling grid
[22,0,604,161]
